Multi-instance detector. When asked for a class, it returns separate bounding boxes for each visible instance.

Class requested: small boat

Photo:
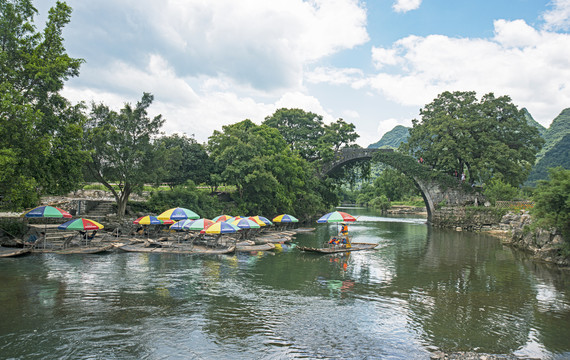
[0,246,31,258]
[235,241,275,252]
[297,242,378,254]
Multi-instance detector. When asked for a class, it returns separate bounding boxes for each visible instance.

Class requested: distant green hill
[368,125,409,149]
[527,108,570,185]
[527,134,570,185]
[522,108,547,138]
[537,108,570,160]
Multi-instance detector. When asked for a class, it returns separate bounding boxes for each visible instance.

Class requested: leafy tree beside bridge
[401,91,544,187]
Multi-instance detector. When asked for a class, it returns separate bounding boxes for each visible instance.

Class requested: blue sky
[36,0,570,147]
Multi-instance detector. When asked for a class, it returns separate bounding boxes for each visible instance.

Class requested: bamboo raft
[0,246,31,258]
[235,241,275,252]
[297,242,378,254]
[119,242,235,255]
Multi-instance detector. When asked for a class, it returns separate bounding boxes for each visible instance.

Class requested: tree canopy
[263,108,359,163]
[401,91,544,187]
[85,93,165,216]
[207,119,337,217]
[0,0,86,209]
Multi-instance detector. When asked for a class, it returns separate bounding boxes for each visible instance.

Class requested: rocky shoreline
[482,210,569,267]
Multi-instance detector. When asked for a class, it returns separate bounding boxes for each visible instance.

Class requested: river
[1,207,569,359]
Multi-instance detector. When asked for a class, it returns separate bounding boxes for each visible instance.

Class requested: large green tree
[263,108,359,163]
[0,0,86,209]
[207,119,336,217]
[401,91,544,186]
[85,93,165,216]
[155,133,211,188]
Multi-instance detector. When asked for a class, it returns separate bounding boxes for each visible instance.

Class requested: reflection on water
[1,208,569,359]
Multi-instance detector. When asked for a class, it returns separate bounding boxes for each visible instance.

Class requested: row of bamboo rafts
[0,228,311,257]
[115,228,304,254]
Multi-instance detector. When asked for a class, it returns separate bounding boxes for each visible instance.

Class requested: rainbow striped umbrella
[200,221,240,234]
[231,218,261,229]
[22,205,72,218]
[272,214,298,223]
[316,211,356,223]
[183,218,214,231]
[58,218,104,231]
[133,215,174,225]
[169,219,195,231]
[157,207,200,221]
[213,215,233,223]
[250,216,272,226]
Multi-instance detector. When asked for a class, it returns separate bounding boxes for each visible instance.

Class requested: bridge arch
[321,148,483,223]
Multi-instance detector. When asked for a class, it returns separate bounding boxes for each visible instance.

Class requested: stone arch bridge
[321,148,484,223]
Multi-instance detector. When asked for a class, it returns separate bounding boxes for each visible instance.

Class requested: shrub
[483,178,519,205]
[531,167,570,242]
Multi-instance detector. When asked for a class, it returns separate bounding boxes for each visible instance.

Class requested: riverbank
[483,210,570,267]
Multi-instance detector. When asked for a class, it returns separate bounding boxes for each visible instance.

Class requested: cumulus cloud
[542,0,570,31]
[392,0,422,13]
[363,19,570,126]
[66,0,368,92]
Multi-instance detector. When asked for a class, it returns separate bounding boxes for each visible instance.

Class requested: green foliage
[531,167,570,241]
[155,133,211,188]
[536,108,570,161]
[483,178,520,205]
[145,181,222,219]
[85,93,166,216]
[401,91,544,187]
[369,195,391,212]
[0,0,86,209]
[373,167,419,201]
[527,134,570,186]
[368,125,409,149]
[263,108,359,163]
[207,119,336,219]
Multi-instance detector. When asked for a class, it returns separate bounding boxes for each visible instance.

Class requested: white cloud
[392,0,422,13]
[362,20,570,127]
[542,0,570,31]
[134,0,369,89]
[275,92,335,123]
[305,67,364,85]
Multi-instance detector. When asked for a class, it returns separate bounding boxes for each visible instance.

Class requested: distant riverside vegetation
[368,107,570,186]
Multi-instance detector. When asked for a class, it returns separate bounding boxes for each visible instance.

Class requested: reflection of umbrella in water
[157,207,200,221]
[58,218,104,246]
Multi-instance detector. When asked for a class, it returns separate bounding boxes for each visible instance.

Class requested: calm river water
[1,208,570,359]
